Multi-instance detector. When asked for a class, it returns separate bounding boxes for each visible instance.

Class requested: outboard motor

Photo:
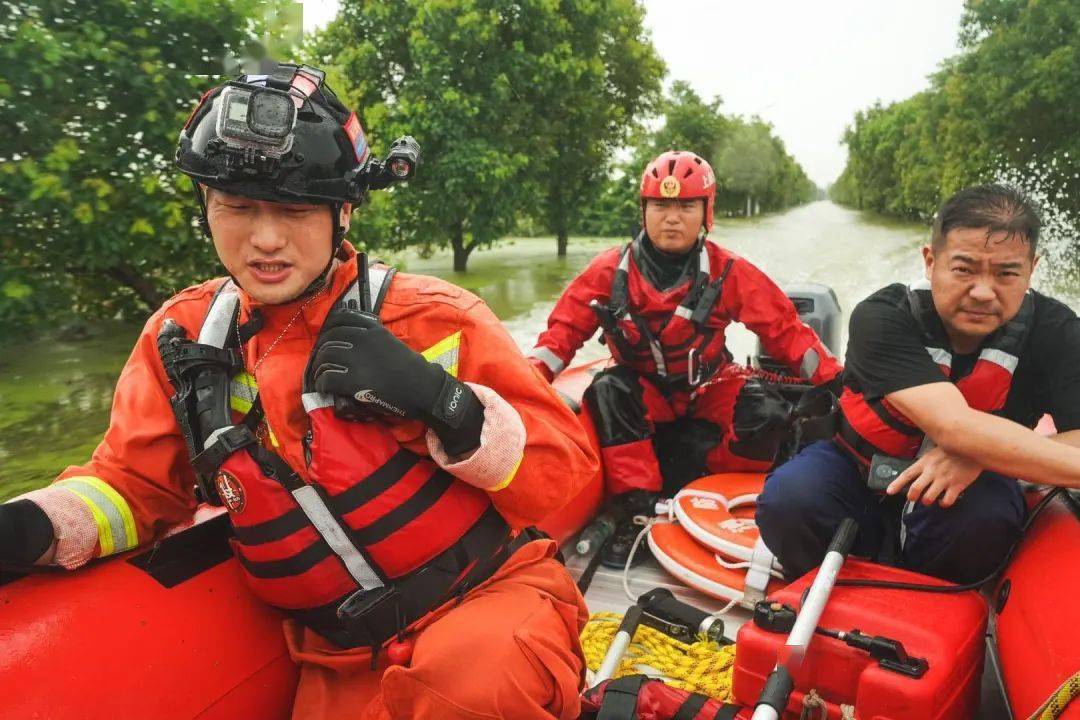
[756,283,841,375]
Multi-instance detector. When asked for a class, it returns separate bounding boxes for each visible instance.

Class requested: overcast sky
[300,0,966,186]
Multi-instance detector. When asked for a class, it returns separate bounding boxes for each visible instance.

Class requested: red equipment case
[733,560,988,719]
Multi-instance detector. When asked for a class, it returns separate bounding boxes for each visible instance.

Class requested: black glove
[0,500,55,565]
[733,377,793,440]
[310,306,484,456]
[731,377,794,461]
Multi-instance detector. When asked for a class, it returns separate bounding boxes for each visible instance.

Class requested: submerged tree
[536,0,663,257]
[0,0,291,334]
[318,0,658,271]
[716,120,779,217]
[833,0,1080,228]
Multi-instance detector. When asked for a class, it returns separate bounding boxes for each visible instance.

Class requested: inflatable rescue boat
[1,284,1077,719]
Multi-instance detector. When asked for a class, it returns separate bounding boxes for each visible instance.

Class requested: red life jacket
[594,236,734,388]
[161,266,510,648]
[836,285,1035,465]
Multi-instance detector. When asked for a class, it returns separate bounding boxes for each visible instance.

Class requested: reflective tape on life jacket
[168,264,508,641]
[838,285,1035,464]
[598,236,733,383]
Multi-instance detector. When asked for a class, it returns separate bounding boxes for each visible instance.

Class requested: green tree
[319,0,656,272]
[833,0,1080,228]
[644,81,731,168]
[536,0,663,257]
[715,119,779,216]
[0,0,289,335]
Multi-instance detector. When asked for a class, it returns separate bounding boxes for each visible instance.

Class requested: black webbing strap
[836,417,876,472]
[191,424,259,475]
[326,506,511,649]
[690,258,734,326]
[596,675,648,720]
[713,703,743,720]
[672,692,709,720]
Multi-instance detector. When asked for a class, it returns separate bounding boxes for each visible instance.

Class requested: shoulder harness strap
[607,241,635,318]
[690,256,734,327]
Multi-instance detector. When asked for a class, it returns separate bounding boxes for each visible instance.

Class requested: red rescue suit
[530,236,841,494]
[836,284,1034,466]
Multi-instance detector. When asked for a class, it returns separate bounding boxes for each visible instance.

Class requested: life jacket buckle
[336,584,400,624]
[687,348,705,387]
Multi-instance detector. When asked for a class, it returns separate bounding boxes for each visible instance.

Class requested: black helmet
[176,63,379,207]
[175,62,419,296]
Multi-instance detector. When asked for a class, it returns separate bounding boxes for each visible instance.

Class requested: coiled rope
[580,612,737,702]
[1027,671,1080,720]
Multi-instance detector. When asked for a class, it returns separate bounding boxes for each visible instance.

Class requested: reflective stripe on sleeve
[526,346,566,376]
[925,346,952,369]
[800,347,820,381]
[54,476,138,556]
[422,331,462,378]
[488,454,523,492]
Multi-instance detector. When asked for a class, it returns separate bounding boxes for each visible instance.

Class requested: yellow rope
[580,612,736,702]
[1031,671,1080,720]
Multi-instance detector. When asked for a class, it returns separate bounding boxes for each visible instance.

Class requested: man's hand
[886,446,983,507]
[310,306,484,456]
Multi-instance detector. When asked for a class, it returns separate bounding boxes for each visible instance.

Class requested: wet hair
[931,183,1042,256]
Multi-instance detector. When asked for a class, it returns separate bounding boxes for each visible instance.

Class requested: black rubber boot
[599,490,660,569]
[600,516,653,569]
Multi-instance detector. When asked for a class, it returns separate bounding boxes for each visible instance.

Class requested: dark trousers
[755,440,1025,584]
[584,364,788,495]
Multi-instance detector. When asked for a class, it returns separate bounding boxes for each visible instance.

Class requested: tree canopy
[0,0,291,335]
[314,0,664,271]
[832,0,1080,231]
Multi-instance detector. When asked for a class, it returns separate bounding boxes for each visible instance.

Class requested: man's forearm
[935,411,1080,488]
[1050,428,1080,449]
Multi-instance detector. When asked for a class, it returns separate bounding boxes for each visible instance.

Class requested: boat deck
[567,537,1013,720]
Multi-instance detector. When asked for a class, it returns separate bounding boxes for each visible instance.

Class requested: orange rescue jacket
[41,244,598,569]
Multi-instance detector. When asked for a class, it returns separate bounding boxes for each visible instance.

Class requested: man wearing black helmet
[0,63,597,719]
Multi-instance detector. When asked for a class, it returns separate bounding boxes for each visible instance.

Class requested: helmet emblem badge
[659,176,681,198]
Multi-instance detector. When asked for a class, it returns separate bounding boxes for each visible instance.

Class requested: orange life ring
[671,473,767,563]
[648,521,781,605]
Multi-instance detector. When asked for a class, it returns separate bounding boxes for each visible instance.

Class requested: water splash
[994,150,1080,306]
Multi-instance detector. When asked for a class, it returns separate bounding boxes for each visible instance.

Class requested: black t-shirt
[844,283,1080,432]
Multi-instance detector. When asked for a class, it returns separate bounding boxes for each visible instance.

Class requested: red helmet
[640,150,717,231]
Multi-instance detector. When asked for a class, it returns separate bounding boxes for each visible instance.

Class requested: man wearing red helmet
[528,151,842,565]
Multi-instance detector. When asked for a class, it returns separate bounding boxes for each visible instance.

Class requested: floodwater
[2,201,1070,500]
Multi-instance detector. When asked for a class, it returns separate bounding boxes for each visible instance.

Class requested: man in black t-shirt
[756,184,1080,583]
